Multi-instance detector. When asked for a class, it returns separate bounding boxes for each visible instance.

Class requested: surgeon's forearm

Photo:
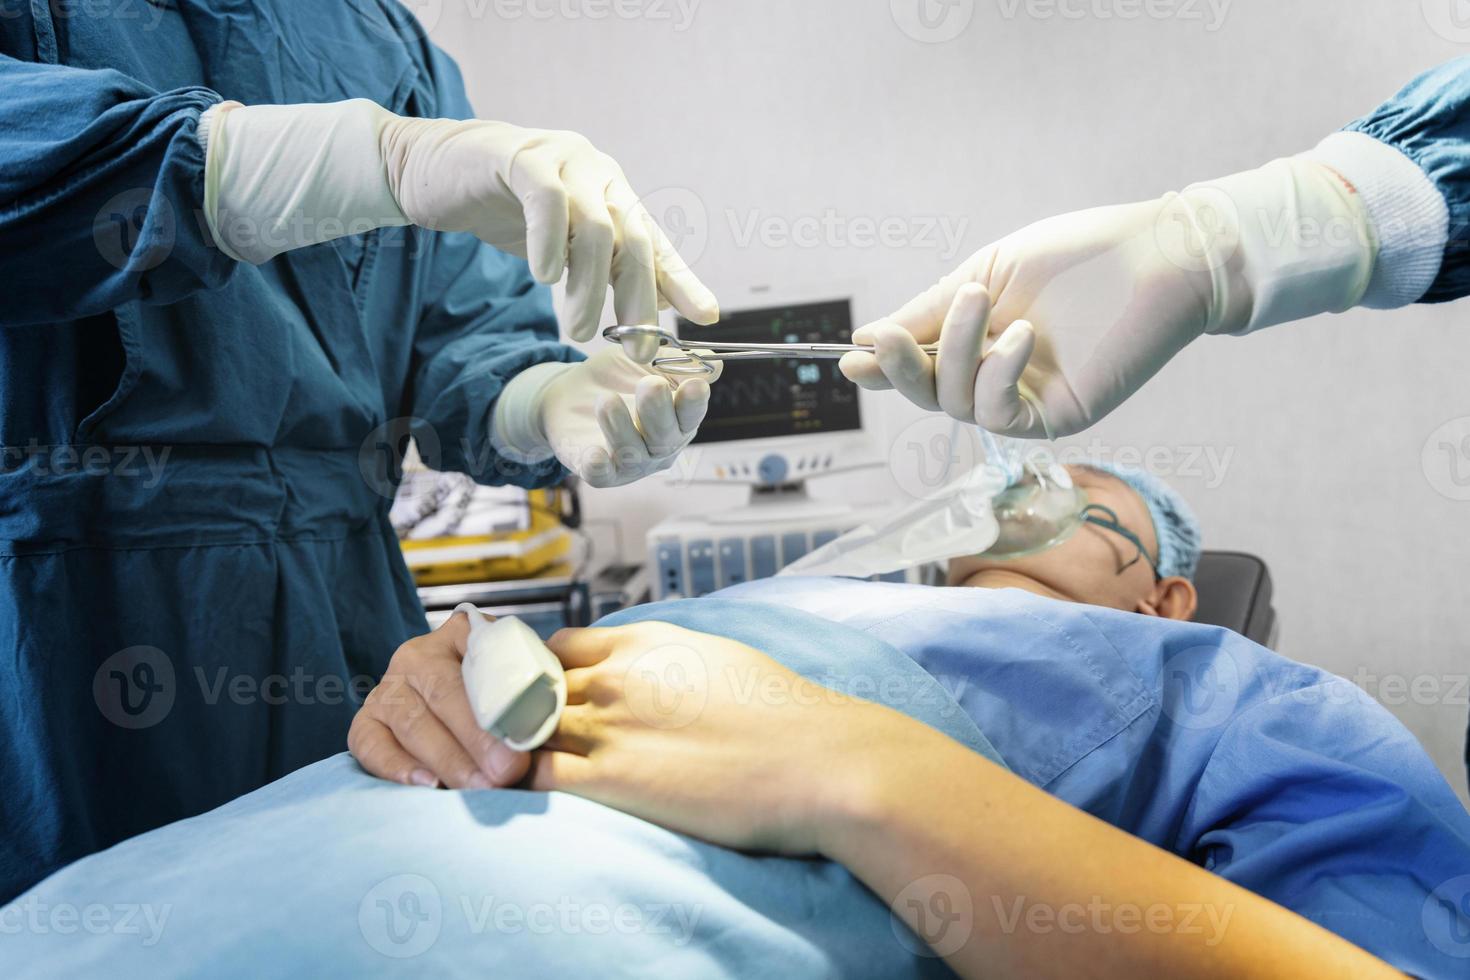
[815,707,1401,980]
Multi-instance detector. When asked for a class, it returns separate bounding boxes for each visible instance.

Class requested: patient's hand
[348,611,529,790]
[531,622,917,855]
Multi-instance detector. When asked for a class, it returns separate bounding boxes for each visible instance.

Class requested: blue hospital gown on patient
[6,581,1469,978]
[726,580,1470,979]
[0,2,578,900]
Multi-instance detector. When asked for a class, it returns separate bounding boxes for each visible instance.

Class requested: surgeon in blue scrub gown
[0,2,719,901]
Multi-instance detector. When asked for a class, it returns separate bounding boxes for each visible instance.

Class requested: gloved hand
[492,349,719,488]
[199,99,718,341]
[840,157,1376,437]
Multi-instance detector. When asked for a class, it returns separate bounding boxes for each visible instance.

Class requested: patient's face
[947,466,1195,619]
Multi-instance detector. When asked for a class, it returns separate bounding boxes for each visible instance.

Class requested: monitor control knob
[757,454,789,485]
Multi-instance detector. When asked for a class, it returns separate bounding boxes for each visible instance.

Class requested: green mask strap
[1081,503,1162,582]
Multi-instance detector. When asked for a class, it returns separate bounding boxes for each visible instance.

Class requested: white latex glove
[841,157,1376,437]
[492,350,720,489]
[199,99,718,341]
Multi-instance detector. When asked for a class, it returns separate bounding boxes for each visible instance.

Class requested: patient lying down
[7,468,1468,979]
[946,462,1201,618]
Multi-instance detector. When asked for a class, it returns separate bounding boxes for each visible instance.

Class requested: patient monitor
[648,296,909,599]
[672,298,879,485]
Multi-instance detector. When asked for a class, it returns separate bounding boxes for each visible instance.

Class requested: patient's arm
[819,708,1405,980]
[532,623,1404,980]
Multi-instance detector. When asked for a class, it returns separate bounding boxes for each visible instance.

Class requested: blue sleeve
[407,233,581,489]
[1191,684,1470,978]
[1344,57,1470,303]
[0,55,235,326]
[401,38,581,490]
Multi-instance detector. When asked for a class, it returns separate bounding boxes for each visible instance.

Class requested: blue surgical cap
[1084,463,1202,580]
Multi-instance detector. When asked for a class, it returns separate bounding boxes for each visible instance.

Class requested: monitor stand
[644,469,900,600]
[706,480,859,526]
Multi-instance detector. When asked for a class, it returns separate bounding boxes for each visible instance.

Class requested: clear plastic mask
[778,466,1008,580]
[980,459,1089,560]
[972,435,1161,578]
[780,435,1092,580]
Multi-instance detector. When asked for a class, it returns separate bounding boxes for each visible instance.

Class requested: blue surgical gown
[1345,56,1470,303]
[0,2,577,901]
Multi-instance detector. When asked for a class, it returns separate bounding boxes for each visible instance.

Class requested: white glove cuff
[490,361,574,463]
[1306,131,1449,309]
[200,99,410,264]
[1184,156,1375,336]
[196,100,239,158]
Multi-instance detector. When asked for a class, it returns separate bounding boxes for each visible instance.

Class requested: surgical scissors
[602,324,940,379]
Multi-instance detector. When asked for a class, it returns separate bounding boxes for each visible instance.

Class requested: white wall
[421,0,1470,800]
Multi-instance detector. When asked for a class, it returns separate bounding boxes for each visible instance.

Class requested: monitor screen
[677,299,863,445]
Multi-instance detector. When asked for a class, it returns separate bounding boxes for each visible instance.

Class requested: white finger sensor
[456,603,567,752]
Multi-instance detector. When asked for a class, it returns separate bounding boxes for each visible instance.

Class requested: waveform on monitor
[708,368,796,410]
